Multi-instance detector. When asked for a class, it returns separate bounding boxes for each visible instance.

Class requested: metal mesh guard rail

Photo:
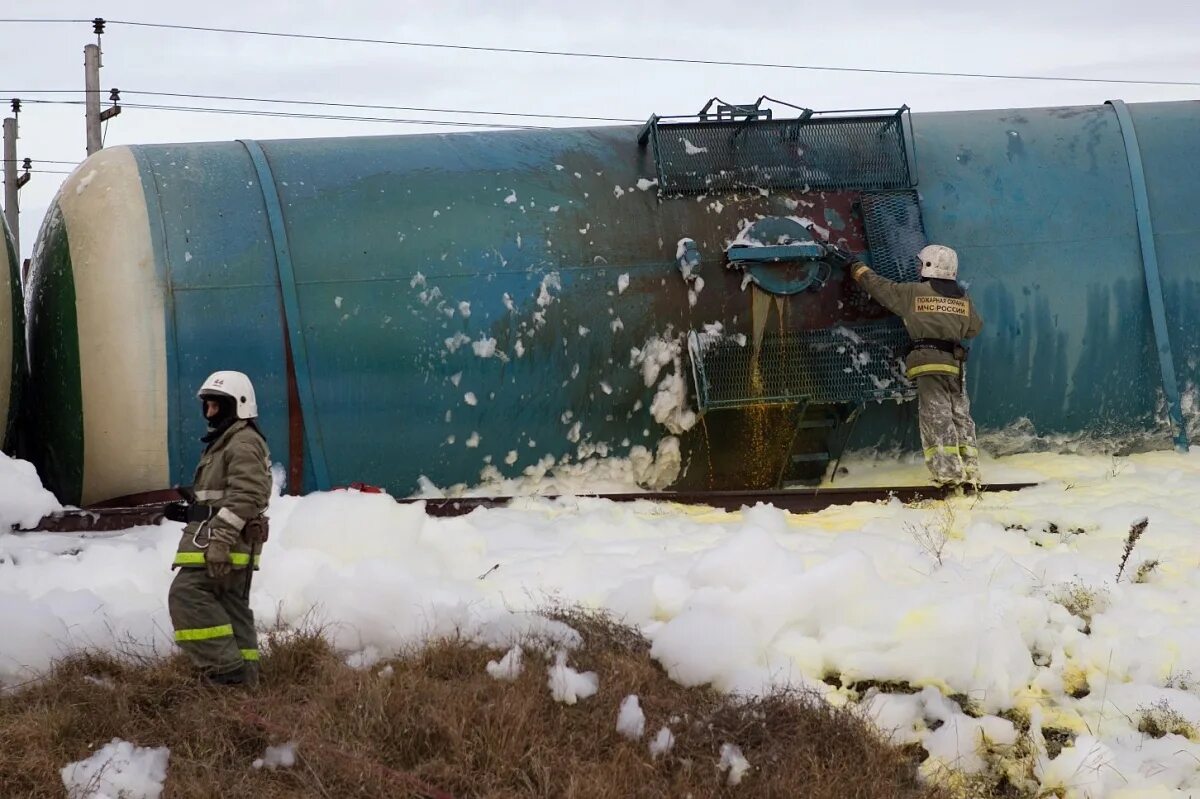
[651,114,911,194]
[688,322,916,412]
[860,190,924,283]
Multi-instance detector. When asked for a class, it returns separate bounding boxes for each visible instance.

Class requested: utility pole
[84,19,119,157]
[84,43,102,156]
[3,117,18,253]
[3,103,26,256]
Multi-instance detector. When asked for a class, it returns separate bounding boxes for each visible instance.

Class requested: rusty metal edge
[409,483,1037,516]
[15,483,1037,533]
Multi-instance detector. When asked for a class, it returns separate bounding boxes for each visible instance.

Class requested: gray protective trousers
[917,373,981,485]
[168,567,258,679]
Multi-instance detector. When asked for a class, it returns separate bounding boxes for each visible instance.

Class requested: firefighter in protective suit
[165,371,272,685]
[848,245,984,487]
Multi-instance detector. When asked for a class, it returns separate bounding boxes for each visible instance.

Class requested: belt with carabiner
[188,504,216,549]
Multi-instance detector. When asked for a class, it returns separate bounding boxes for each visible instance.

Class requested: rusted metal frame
[282,308,305,493]
[410,483,1036,517]
[17,483,1036,532]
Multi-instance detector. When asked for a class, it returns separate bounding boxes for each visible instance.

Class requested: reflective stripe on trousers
[923,444,978,460]
[172,626,258,659]
[174,623,233,642]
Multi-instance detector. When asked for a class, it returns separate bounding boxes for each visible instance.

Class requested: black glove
[822,242,858,268]
[163,501,189,523]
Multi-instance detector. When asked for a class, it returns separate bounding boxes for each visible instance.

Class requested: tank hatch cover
[725,216,832,296]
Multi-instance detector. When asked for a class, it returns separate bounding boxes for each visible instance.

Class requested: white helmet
[918,244,959,280]
[197,370,258,419]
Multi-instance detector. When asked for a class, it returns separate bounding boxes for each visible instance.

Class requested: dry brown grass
[0,609,946,798]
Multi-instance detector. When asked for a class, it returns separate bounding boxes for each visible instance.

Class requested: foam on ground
[9,448,1200,794]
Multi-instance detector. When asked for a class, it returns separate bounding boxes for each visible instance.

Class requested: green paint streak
[2,221,23,452]
[23,203,83,504]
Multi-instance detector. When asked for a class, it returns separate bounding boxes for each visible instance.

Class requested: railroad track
[16,483,1038,533]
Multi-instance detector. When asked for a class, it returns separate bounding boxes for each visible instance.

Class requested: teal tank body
[20,100,1200,504]
[913,102,1196,442]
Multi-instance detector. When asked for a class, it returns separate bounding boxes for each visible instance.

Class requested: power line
[128,91,641,123]
[0,88,641,123]
[20,98,551,129]
[123,102,550,128]
[0,19,90,24]
[2,158,79,165]
[6,18,1197,89]
[93,18,1200,88]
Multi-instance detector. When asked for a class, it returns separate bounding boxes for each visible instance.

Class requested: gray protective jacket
[172,420,271,570]
[852,263,984,378]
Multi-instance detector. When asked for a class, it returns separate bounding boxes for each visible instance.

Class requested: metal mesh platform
[688,322,916,413]
[645,110,913,195]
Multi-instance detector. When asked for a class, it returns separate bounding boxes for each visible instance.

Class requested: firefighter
[164,371,272,685]
[837,244,984,487]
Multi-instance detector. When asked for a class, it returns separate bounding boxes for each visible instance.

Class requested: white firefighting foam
[7,448,1200,795]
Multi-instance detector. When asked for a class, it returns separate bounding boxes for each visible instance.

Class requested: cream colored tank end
[58,146,169,504]
[0,219,13,445]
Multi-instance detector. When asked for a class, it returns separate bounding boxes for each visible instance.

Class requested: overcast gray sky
[2,0,1198,259]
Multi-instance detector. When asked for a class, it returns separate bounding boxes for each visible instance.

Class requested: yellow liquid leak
[737,287,802,489]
